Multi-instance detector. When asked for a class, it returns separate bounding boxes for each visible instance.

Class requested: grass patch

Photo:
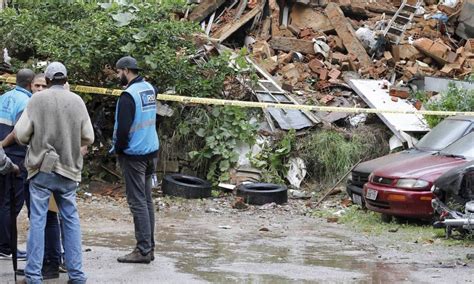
[313,205,474,247]
[298,126,389,185]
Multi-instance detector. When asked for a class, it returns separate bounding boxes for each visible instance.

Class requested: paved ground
[1,194,473,283]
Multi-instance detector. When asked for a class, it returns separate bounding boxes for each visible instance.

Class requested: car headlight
[396,178,430,189]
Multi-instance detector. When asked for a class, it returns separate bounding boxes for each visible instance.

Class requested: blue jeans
[25,172,86,284]
[25,182,62,266]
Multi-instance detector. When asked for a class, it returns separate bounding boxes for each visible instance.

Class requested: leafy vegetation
[424,83,474,127]
[410,80,474,128]
[250,129,296,184]
[0,1,237,98]
[176,106,257,184]
[0,2,262,183]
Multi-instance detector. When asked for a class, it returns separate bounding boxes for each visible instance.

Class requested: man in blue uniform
[0,69,35,260]
[113,56,159,264]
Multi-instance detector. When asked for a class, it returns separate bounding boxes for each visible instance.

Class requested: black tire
[236,183,287,205]
[162,174,212,199]
[381,213,393,223]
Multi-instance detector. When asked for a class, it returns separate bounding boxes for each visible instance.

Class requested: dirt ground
[1,185,473,283]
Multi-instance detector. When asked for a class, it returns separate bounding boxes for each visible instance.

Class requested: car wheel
[162,174,212,199]
[381,213,393,223]
[237,183,287,205]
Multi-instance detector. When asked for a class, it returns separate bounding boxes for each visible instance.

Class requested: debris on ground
[186,0,473,128]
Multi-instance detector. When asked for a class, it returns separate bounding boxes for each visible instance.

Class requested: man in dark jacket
[113,56,159,264]
[0,68,34,260]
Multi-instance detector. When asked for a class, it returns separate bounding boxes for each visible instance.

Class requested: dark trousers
[0,155,26,254]
[118,155,157,255]
[24,183,61,266]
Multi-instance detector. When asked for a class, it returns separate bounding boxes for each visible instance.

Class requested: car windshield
[416,119,471,151]
[439,132,474,159]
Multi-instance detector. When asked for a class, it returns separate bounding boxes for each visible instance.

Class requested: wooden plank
[259,17,272,40]
[324,3,371,67]
[290,3,334,33]
[188,0,226,22]
[213,4,264,42]
[269,37,315,54]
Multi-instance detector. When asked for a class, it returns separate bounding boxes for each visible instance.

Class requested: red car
[363,132,474,221]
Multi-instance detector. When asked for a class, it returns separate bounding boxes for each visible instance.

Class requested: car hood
[373,155,470,182]
[354,149,429,174]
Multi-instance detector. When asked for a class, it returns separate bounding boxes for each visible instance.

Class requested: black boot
[15,263,59,280]
[42,261,60,280]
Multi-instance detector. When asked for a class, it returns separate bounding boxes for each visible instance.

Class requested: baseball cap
[116,56,142,70]
[45,62,67,80]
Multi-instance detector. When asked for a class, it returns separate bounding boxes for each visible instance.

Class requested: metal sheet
[424,76,474,93]
[256,93,291,103]
[267,108,314,130]
[349,79,429,140]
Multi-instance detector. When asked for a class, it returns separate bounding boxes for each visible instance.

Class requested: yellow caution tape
[1,75,473,116]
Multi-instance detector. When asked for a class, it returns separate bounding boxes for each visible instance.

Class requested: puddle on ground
[81,213,415,283]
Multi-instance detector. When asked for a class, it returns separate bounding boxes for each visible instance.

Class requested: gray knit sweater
[15,85,94,182]
[0,146,15,174]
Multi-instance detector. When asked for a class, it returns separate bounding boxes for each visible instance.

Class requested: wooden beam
[325,3,371,67]
[269,37,315,54]
[213,3,264,42]
[188,0,226,22]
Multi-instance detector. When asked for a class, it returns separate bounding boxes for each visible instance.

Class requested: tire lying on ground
[162,174,212,199]
[236,183,288,205]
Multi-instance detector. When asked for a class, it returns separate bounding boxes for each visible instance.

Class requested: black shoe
[15,265,59,280]
[15,269,25,276]
[42,262,60,280]
[117,248,151,264]
[59,262,67,273]
[151,249,155,261]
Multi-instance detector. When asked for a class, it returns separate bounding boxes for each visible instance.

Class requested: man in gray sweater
[15,62,94,284]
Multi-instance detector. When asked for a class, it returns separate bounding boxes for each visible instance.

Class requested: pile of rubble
[186,0,473,117]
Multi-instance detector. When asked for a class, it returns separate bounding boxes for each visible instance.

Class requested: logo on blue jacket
[139,89,156,111]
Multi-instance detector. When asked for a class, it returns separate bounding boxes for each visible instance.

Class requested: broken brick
[414,37,450,64]
[278,52,294,65]
[430,41,449,59]
[447,51,458,64]
[389,86,410,99]
[320,94,335,104]
[308,59,324,73]
[299,28,313,38]
[328,69,341,80]
[319,68,329,80]
[384,51,394,64]
[465,39,474,52]
[399,44,422,60]
[331,52,348,64]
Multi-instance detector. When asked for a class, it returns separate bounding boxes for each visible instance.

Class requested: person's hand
[80,146,88,156]
[12,164,20,176]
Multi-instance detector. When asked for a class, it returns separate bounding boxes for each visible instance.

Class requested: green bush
[250,129,296,184]
[424,83,474,127]
[0,1,236,98]
[177,106,257,184]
